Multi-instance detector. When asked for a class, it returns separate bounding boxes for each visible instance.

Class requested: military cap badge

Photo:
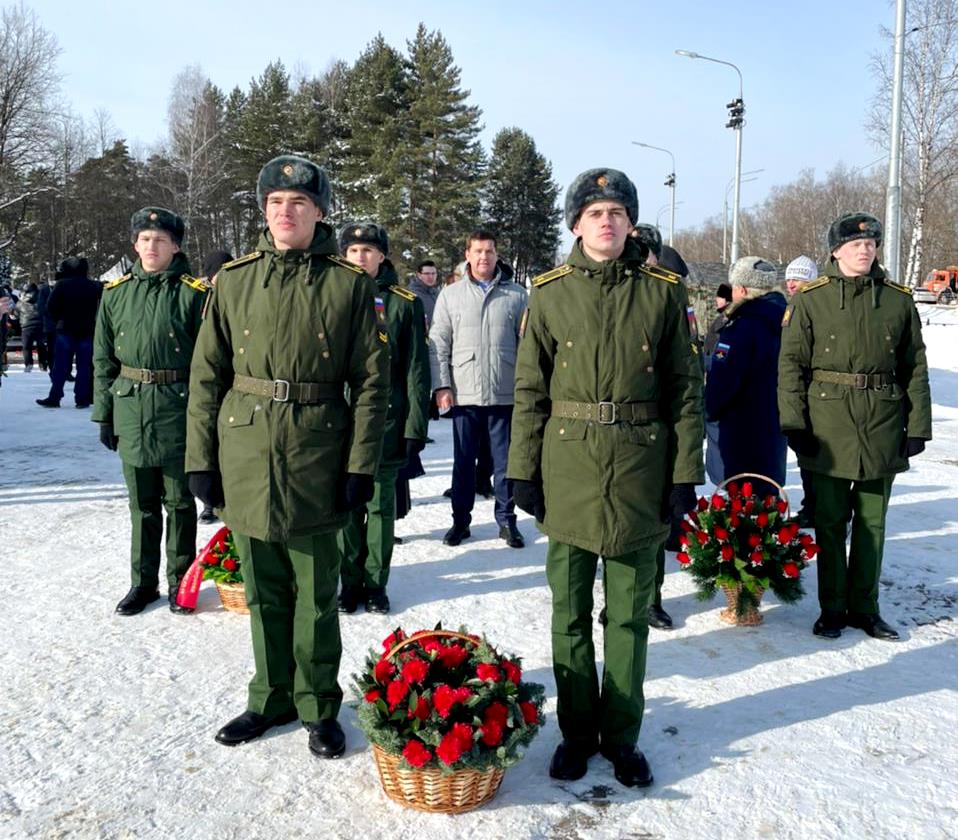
[149,212,158,221]
[859,221,868,231]
[355,227,363,236]
[282,163,294,176]
[596,175,608,187]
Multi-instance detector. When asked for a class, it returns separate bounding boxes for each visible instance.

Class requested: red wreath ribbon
[175,524,230,609]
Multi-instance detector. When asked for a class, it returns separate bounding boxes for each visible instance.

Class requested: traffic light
[726,98,745,129]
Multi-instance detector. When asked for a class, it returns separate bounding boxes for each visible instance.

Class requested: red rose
[678,533,690,546]
[408,695,431,721]
[676,552,691,565]
[688,510,700,524]
[451,722,474,751]
[756,512,769,527]
[804,544,820,558]
[726,481,740,497]
[381,629,406,652]
[454,686,473,703]
[373,659,395,684]
[720,544,734,562]
[422,639,442,654]
[519,701,539,726]
[437,644,469,668]
[502,660,522,684]
[480,720,503,747]
[696,496,709,511]
[777,527,793,545]
[386,680,409,711]
[783,562,800,579]
[750,550,764,566]
[433,684,456,718]
[741,481,753,497]
[799,534,813,547]
[696,531,709,546]
[744,500,755,514]
[402,739,433,768]
[223,558,238,572]
[476,663,502,682]
[711,494,726,510]
[713,526,729,541]
[748,533,762,548]
[764,494,775,508]
[731,498,744,514]
[436,731,465,765]
[401,658,429,685]
[729,514,741,527]
[484,702,509,728]
[776,499,788,514]
[680,520,694,533]
[364,689,381,703]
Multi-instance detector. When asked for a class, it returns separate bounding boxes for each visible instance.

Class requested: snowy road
[1,322,956,840]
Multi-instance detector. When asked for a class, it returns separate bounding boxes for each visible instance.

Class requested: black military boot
[338,586,362,614]
[847,612,900,641]
[35,397,60,408]
[548,741,598,781]
[215,709,298,746]
[813,609,846,639]
[600,744,654,788]
[443,522,471,546]
[168,585,194,615]
[499,522,525,548]
[198,505,219,525]
[365,587,391,614]
[115,586,160,616]
[306,719,346,758]
[648,603,674,629]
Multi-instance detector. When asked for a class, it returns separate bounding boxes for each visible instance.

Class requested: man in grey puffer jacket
[430,230,528,547]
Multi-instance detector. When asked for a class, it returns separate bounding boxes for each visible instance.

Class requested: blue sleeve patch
[714,341,731,361]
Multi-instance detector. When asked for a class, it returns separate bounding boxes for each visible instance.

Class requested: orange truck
[921,267,958,304]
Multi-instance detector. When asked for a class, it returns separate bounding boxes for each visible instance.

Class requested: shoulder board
[327,254,364,274]
[532,264,573,287]
[180,275,210,292]
[801,276,830,293]
[389,284,417,302]
[637,263,679,284]
[220,251,263,272]
[103,274,131,291]
[884,280,913,295]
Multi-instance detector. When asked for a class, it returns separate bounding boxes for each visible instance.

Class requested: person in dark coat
[705,257,787,499]
[19,283,43,372]
[36,257,101,408]
[35,280,53,371]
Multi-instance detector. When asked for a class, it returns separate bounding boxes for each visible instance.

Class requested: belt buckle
[853,373,868,390]
[272,379,291,402]
[140,368,155,384]
[597,401,617,424]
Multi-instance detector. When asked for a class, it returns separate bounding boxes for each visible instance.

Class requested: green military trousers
[234,532,343,723]
[811,473,893,615]
[121,460,196,590]
[547,539,657,751]
[339,466,398,591]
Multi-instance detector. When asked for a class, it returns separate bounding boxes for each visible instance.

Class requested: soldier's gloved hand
[513,480,546,522]
[905,437,926,457]
[338,473,375,512]
[669,484,698,517]
[188,470,225,509]
[786,430,819,457]
[404,438,426,459]
[98,422,118,451]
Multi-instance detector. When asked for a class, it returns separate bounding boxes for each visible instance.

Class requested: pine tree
[290,60,351,191]
[483,128,561,284]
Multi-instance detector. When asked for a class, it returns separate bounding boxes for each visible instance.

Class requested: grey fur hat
[339,221,389,256]
[729,256,779,289]
[256,155,331,215]
[827,212,882,252]
[564,168,639,230]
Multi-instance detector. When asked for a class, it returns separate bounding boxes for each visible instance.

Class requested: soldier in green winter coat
[92,207,208,617]
[186,156,390,758]
[335,222,430,615]
[508,169,704,787]
[778,212,931,642]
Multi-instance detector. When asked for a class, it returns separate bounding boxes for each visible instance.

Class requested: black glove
[669,484,698,518]
[404,438,426,459]
[98,422,118,451]
[905,437,926,457]
[188,470,225,509]
[513,479,546,522]
[337,473,375,512]
[786,430,819,457]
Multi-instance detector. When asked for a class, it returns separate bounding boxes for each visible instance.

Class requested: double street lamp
[676,49,745,263]
[632,141,676,245]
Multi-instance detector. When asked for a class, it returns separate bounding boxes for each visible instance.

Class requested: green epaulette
[103,274,131,290]
[328,254,364,274]
[220,251,263,272]
[638,263,680,284]
[801,276,830,293]
[180,274,210,292]
[389,284,417,302]
[884,279,913,295]
[532,264,573,287]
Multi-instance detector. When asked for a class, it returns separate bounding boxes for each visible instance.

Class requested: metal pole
[669,178,676,247]
[731,125,743,263]
[885,0,907,281]
[630,141,676,244]
[722,193,728,264]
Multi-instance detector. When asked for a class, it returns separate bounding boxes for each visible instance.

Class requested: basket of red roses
[354,627,545,814]
[199,526,247,614]
[675,473,819,626]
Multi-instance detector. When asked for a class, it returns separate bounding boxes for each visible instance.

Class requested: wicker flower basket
[216,581,249,615]
[720,583,765,626]
[372,744,505,814]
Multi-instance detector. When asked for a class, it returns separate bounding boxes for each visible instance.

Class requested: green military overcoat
[778,258,932,481]
[92,252,207,467]
[508,239,705,557]
[185,224,390,542]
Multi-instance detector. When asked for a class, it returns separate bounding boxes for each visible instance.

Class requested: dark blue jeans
[451,405,515,528]
[49,334,92,405]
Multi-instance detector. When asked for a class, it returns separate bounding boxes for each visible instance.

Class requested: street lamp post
[723,170,763,263]
[885,0,907,281]
[656,201,684,229]
[631,141,676,245]
[677,49,745,263]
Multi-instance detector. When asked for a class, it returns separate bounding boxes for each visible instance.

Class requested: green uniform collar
[825,257,886,309]
[257,222,338,286]
[567,238,644,283]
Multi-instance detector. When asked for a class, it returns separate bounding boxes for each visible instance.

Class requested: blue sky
[30,0,896,234]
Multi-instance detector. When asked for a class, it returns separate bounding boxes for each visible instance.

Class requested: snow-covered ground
[2,318,957,840]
